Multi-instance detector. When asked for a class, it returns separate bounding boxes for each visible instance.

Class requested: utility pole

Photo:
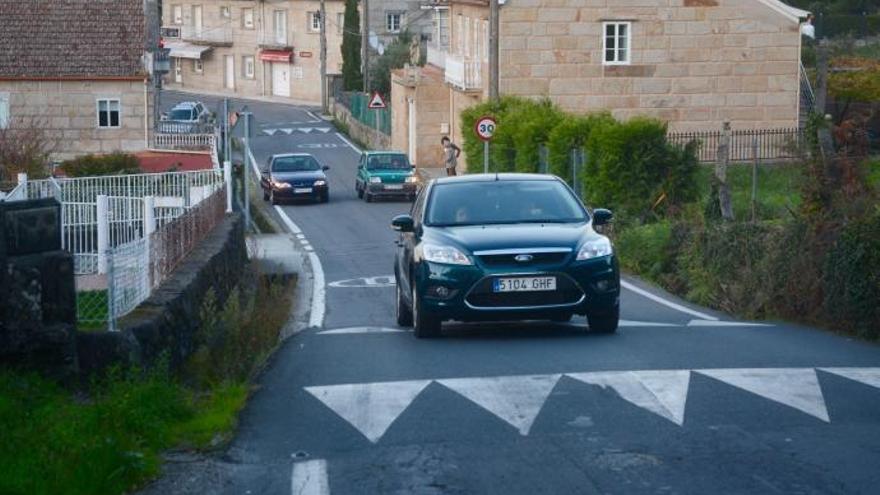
[488,0,499,101]
[320,0,328,113]
[362,0,370,91]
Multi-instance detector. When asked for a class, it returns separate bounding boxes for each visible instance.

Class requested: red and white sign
[299,51,313,58]
[368,92,387,109]
[474,115,497,141]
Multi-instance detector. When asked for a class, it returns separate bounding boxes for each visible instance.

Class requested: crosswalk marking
[304,380,431,443]
[303,367,880,443]
[820,367,880,390]
[437,374,561,435]
[568,370,691,425]
[697,368,830,422]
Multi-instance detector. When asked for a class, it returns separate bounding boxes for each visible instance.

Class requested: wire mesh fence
[107,238,151,332]
[75,286,109,331]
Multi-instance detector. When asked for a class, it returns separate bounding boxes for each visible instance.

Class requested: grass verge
[0,265,295,495]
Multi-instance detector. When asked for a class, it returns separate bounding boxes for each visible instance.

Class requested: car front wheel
[396,280,413,327]
[412,285,440,338]
[588,304,619,334]
[356,182,364,198]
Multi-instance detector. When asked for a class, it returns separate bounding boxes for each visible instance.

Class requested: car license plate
[385,184,403,190]
[493,276,556,293]
[294,187,313,194]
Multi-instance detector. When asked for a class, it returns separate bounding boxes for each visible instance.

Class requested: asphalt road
[161,94,880,495]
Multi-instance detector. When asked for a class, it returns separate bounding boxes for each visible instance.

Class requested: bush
[61,152,140,177]
[584,117,699,221]
[546,113,613,183]
[614,221,673,283]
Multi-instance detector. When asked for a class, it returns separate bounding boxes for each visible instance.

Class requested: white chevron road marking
[697,368,830,422]
[437,374,562,435]
[820,367,880,390]
[568,370,691,425]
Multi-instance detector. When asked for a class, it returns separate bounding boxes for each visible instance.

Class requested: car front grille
[477,252,569,268]
[465,273,583,309]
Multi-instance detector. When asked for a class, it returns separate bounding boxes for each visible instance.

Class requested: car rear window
[169,108,194,120]
[366,154,410,170]
[425,180,587,226]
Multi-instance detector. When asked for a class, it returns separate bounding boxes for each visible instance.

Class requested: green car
[355,151,419,202]
[392,174,620,338]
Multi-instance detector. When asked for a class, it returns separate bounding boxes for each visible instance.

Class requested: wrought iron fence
[667,128,803,163]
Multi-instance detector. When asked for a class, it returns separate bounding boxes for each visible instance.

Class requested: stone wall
[77,213,247,377]
[391,66,450,169]
[0,198,78,381]
[0,80,151,160]
[331,99,393,150]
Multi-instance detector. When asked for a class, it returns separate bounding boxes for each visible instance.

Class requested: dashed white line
[291,459,329,495]
[306,110,322,122]
[621,280,718,321]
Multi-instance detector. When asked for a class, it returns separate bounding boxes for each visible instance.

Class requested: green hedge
[61,152,140,177]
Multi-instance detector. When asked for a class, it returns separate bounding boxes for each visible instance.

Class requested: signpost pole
[484,141,489,174]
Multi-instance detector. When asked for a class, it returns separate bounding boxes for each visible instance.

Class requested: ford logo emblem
[514,254,534,263]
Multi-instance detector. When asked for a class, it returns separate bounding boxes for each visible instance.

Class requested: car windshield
[425,180,588,226]
[169,108,195,120]
[272,156,320,172]
[366,154,410,170]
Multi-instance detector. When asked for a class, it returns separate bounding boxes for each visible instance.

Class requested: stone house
[391,0,811,170]
[0,0,156,160]
[162,0,346,103]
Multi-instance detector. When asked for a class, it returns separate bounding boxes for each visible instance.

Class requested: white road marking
[687,319,772,327]
[297,143,340,149]
[274,206,302,234]
[290,459,329,495]
[296,233,306,239]
[305,380,431,443]
[619,320,679,327]
[335,132,362,153]
[299,127,313,134]
[315,127,331,133]
[697,368,830,422]
[820,367,880,390]
[437,374,561,435]
[281,128,294,135]
[263,128,278,136]
[328,276,396,288]
[621,280,719,321]
[318,326,407,335]
[568,370,691,425]
[306,110,322,122]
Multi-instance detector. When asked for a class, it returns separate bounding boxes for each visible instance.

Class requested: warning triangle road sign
[368,92,387,109]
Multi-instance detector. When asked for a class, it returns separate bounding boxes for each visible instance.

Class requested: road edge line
[621,280,719,321]
[335,132,362,154]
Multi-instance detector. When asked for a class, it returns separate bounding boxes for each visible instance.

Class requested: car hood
[427,222,597,253]
[271,171,326,182]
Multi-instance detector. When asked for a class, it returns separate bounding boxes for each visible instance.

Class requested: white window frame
[309,12,322,33]
[274,10,288,44]
[193,59,203,73]
[242,7,254,29]
[0,92,9,129]
[243,55,255,79]
[603,21,631,66]
[386,12,402,33]
[220,6,230,19]
[464,17,470,58]
[96,98,121,129]
[172,5,183,25]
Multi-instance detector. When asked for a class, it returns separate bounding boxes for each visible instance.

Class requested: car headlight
[405,176,418,184]
[272,180,291,189]
[421,243,472,265]
[313,180,327,186]
[370,176,382,184]
[577,236,613,260]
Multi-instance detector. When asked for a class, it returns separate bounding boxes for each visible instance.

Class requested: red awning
[260,50,293,63]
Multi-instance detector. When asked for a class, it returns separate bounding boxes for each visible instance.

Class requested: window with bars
[603,22,631,65]
[386,12,402,33]
[96,99,121,128]
[243,56,255,79]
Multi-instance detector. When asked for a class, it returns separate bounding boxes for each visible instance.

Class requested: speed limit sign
[475,116,497,141]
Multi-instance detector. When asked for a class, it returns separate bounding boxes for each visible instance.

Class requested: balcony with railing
[427,43,447,69]
[180,25,233,46]
[444,53,483,92]
[259,29,293,50]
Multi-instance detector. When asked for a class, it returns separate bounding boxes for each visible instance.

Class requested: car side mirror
[391,214,415,233]
[592,208,613,226]
[322,165,330,171]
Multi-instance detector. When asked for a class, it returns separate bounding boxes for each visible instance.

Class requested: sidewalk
[164,87,323,111]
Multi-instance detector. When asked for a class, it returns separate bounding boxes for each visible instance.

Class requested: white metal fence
[107,237,151,332]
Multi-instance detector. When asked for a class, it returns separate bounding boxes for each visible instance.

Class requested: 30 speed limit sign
[475,116,497,141]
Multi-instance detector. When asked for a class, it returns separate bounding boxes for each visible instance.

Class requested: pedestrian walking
[441,136,461,176]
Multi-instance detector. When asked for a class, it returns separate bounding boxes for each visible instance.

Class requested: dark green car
[355,151,419,202]
[392,174,620,338]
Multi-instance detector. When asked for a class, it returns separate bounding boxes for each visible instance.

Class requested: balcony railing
[426,43,447,69]
[259,30,293,49]
[445,53,482,91]
[180,25,233,45]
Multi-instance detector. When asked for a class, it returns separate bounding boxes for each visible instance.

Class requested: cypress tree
[341,0,362,91]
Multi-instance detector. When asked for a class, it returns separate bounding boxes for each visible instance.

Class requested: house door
[193,5,203,37]
[174,59,182,83]
[225,55,235,90]
[272,63,290,97]
[407,97,416,163]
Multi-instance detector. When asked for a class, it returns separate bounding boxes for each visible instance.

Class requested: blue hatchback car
[392,174,620,338]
